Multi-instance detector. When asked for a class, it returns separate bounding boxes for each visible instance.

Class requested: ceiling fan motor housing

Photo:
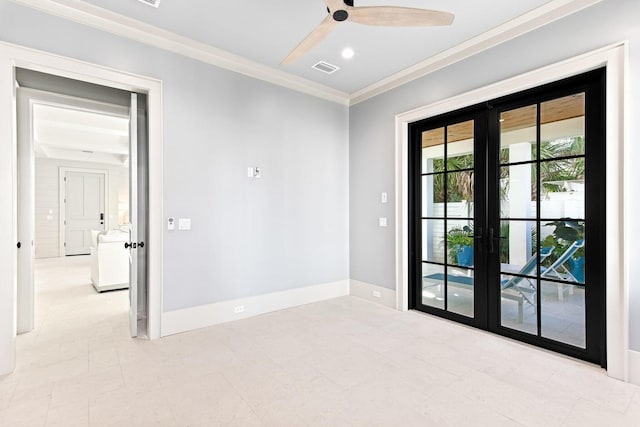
[333,10,349,21]
[328,0,354,21]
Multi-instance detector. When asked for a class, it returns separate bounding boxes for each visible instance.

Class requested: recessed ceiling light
[341,48,355,60]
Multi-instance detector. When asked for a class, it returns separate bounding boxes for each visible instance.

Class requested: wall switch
[234,305,245,314]
[379,217,387,227]
[167,217,175,231]
[373,290,381,298]
[381,192,388,203]
[247,166,261,178]
[178,218,191,230]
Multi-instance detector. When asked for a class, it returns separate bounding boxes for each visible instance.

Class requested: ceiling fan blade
[281,15,338,65]
[348,7,454,27]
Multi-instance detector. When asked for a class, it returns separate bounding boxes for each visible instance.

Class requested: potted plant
[540,219,585,283]
[447,225,474,267]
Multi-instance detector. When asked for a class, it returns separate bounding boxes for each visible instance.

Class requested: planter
[567,256,585,284]
[456,245,474,267]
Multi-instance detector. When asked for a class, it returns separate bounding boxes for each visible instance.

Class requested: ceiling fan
[282,0,454,65]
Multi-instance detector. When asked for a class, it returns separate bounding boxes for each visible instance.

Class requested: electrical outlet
[373,291,381,298]
[234,305,245,314]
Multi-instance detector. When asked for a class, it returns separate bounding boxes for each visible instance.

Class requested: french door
[409,69,606,365]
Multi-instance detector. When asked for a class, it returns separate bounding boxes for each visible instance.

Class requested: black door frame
[409,69,606,366]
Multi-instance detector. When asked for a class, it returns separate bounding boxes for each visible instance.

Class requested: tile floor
[1,256,639,426]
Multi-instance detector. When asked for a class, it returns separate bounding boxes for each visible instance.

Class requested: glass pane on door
[498,93,587,348]
[420,120,475,318]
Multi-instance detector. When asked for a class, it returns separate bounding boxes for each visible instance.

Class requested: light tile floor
[1,256,639,426]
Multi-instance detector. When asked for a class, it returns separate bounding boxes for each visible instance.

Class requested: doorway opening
[15,68,150,341]
[409,69,606,365]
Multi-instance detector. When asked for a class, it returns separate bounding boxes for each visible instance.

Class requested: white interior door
[65,171,105,255]
[128,93,138,338]
[16,88,34,334]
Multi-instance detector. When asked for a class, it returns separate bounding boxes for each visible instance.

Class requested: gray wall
[349,0,640,349]
[0,0,349,311]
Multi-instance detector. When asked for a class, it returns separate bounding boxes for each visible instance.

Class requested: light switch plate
[178,218,191,230]
[379,217,387,227]
[381,192,388,203]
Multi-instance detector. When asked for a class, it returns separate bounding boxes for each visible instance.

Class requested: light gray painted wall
[34,158,128,259]
[0,1,349,311]
[349,0,640,349]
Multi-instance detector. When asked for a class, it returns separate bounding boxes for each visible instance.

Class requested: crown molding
[349,0,603,106]
[10,0,350,105]
[10,0,601,107]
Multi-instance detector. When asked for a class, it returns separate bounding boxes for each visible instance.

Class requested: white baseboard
[628,349,640,386]
[161,280,349,336]
[350,279,397,309]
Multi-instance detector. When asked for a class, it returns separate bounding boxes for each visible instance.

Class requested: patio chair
[541,239,585,300]
[500,246,554,309]
[422,246,553,322]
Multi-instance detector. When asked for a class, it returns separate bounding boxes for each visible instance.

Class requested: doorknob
[16,241,21,249]
[138,242,145,248]
[124,242,136,249]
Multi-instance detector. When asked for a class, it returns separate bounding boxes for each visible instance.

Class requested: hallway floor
[1,256,639,426]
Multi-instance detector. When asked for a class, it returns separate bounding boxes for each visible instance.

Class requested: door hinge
[64,242,66,247]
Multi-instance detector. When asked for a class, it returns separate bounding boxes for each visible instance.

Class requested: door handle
[124,242,137,249]
[17,241,21,249]
[138,242,145,248]
[488,227,495,254]
[474,227,483,253]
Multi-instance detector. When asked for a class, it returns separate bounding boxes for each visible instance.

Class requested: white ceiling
[76,0,556,94]
[33,103,130,166]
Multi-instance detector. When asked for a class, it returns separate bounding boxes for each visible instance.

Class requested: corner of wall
[628,349,640,386]
[349,279,397,309]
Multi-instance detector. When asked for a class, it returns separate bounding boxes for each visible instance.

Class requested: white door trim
[0,41,164,375]
[59,167,109,257]
[394,42,628,380]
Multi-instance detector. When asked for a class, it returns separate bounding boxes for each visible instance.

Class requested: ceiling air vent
[312,61,340,75]
[137,0,161,8]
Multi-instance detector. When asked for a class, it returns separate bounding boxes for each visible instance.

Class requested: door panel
[65,171,105,255]
[128,93,138,338]
[17,88,34,334]
[413,112,484,325]
[496,90,588,349]
[411,69,605,365]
